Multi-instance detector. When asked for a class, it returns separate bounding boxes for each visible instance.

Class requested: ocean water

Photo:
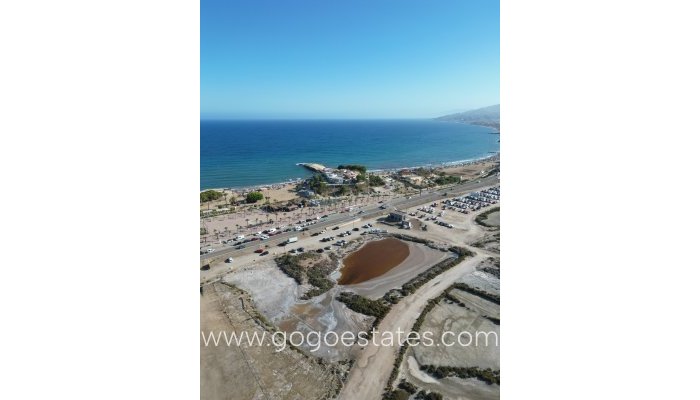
[200,119,499,189]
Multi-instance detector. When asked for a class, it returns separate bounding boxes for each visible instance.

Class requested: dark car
[316,248,324,253]
[352,227,360,231]
[324,246,331,250]
[260,251,269,256]
[332,226,340,230]
[297,247,304,252]
[235,245,245,250]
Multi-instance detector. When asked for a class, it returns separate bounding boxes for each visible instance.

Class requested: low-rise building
[387,210,407,222]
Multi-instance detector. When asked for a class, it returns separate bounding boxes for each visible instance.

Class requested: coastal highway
[200,174,499,264]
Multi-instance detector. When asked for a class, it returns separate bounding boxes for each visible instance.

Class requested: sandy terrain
[200,180,501,399]
[337,253,487,400]
[224,260,373,360]
[439,158,499,181]
[200,283,341,400]
[411,298,499,369]
[483,211,500,227]
[398,257,501,400]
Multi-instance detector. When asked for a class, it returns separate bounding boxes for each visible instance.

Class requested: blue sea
[200,119,499,190]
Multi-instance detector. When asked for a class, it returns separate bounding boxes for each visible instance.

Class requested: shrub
[475,207,500,227]
[420,365,500,386]
[336,292,389,319]
[246,191,264,203]
[433,175,460,185]
[337,164,367,173]
[452,283,500,304]
[200,190,223,203]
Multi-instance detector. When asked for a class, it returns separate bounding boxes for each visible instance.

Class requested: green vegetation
[482,266,500,279]
[385,290,451,395]
[475,206,500,227]
[245,191,264,203]
[356,173,384,186]
[433,174,460,185]
[200,227,208,235]
[448,246,476,257]
[275,253,309,284]
[397,380,417,394]
[336,292,389,319]
[444,292,468,308]
[368,174,385,186]
[382,389,410,400]
[420,365,500,385]
[200,190,223,203]
[415,390,444,400]
[384,342,409,396]
[304,264,335,298]
[453,283,500,304]
[389,233,431,245]
[385,254,466,301]
[309,174,328,195]
[274,253,336,299]
[337,164,367,173]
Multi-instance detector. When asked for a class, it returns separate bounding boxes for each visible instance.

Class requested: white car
[206,248,214,253]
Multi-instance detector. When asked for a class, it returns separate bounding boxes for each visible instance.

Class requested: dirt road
[337,253,487,400]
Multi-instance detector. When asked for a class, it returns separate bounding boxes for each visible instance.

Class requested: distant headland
[435,104,500,133]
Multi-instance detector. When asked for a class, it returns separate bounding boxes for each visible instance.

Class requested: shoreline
[200,152,499,192]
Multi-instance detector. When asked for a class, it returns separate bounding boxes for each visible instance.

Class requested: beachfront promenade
[200,174,499,264]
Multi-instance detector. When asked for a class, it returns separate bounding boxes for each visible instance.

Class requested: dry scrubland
[200,283,342,399]
[201,183,500,400]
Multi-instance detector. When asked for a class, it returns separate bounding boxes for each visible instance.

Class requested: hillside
[435,104,500,131]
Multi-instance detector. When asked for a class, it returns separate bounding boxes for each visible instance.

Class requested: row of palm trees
[200,191,399,245]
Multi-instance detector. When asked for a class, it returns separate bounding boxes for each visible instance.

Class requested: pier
[299,163,327,173]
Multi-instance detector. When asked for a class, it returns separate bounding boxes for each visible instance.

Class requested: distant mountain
[435,104,500,131]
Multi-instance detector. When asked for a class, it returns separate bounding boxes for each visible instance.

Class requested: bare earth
[337,253,487,400]
[200,181,501,400]
[200,283,341,400]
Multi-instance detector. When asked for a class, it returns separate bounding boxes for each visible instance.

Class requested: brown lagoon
[338,238,410,285]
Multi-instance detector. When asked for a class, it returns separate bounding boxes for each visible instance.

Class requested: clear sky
[201,0,499,119]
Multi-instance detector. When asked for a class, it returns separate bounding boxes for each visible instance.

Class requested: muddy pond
[338,238,410,285]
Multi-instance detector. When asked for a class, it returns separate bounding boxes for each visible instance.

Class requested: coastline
[200,152,499,193]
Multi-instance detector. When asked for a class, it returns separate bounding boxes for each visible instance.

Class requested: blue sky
[201,0,499,119]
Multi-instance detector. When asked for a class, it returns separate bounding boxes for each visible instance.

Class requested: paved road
[200,175,499,264]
